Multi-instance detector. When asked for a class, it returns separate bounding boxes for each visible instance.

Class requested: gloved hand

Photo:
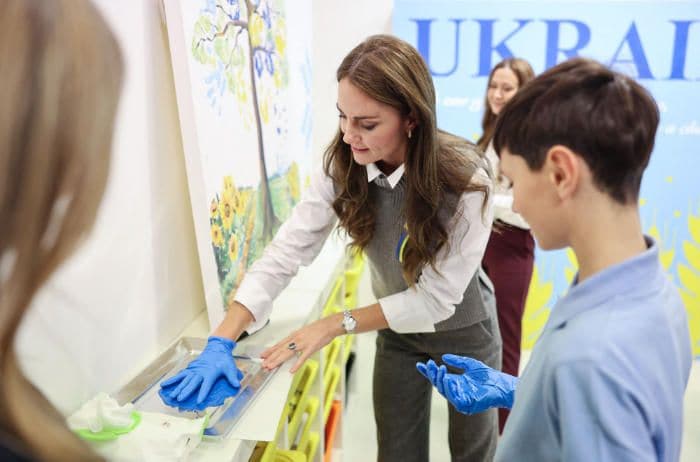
[416,359,449,396]
[160,336,241,405]
[416,354,517,415]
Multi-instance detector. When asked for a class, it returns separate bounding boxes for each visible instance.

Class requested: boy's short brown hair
[493,58,659,205]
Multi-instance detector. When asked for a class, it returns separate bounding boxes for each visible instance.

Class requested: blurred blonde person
[0,0,123,460]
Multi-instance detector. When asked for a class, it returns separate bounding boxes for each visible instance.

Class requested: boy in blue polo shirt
[417,58,692,461]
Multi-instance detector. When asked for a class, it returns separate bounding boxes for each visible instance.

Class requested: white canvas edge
[161,0,224,331]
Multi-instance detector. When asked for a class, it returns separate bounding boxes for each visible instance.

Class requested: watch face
[343,313,357,332]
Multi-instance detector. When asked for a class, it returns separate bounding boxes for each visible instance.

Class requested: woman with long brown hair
[477,58,536,433]
[0,0,123,460]
[165,34,500,460]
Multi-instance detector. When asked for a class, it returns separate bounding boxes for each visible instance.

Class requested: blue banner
[394,0,700,354]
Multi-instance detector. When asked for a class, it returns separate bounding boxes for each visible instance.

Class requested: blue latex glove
[417,354,518,415]
[416,359,449,396]
[159,336,241,406]
[159,370,243,411]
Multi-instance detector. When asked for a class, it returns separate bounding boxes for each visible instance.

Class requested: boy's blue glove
[160,336,242,405]
[416,354,518,415]
[416,358,449,396]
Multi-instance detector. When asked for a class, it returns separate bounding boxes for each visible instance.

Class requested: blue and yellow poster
[394,0,700,355]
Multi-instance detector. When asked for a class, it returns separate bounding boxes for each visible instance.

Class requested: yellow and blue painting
[166,0,312,322]
[394,0,700,356]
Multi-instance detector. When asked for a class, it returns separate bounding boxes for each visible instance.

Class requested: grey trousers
[373,317,502,462]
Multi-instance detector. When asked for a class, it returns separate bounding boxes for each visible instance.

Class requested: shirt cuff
[234,277,273,334]
[493,193,512,209]
[493,194,529,229]
[378,289,438,333]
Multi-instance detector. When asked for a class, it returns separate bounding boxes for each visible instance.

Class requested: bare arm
[212,301,256,341]
[261,302,388,373]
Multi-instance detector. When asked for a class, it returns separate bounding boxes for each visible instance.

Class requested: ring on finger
[287,341,297,351]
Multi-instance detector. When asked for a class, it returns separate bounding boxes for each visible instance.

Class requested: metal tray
[113,337,274,439]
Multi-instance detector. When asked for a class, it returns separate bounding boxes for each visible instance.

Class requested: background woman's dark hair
[323,34,490,285]
[493,57,659,205]
[0,0,123,460]
[477,58,535,151]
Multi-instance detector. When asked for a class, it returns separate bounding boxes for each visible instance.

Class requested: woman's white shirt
[485,142,530,229]
[234,164,493,334]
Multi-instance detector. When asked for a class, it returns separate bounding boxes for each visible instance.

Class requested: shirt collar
[545,236,665,330]
[366,163,405,189]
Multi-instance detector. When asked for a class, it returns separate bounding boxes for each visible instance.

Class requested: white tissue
[67,392,135,432]
[90,411,208,461]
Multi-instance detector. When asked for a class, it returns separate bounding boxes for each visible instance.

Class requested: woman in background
[0,0,123,460]
[477,58,535,433]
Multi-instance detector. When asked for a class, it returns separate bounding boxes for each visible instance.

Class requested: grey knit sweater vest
[363,174,495,332]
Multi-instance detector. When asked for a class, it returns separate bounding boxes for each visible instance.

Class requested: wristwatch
[341,309,357,333]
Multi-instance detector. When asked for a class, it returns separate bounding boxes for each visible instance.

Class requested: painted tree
[192,0,288,241]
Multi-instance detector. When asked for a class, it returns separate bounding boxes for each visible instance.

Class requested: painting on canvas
[163,0,313,328]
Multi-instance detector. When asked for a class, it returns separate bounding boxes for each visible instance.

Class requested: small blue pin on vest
[395,226,409,263]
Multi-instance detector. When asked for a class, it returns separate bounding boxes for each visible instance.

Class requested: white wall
[15,0,393,416]
[311,0,394,161]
